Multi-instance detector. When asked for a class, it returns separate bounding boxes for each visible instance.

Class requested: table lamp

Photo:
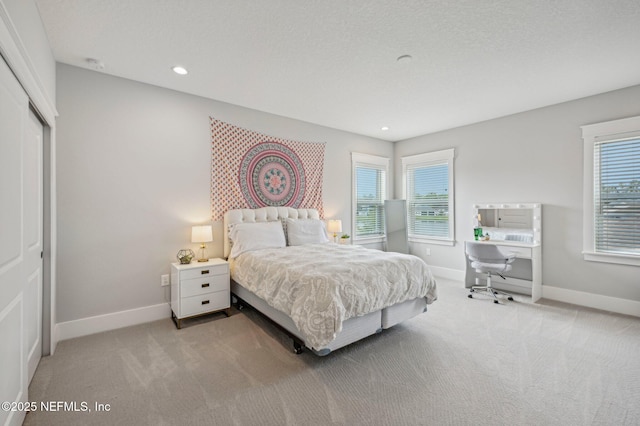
[191,225,213,262]
[327,220,342,243]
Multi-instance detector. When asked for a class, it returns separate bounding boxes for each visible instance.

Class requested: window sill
[408,237,455,246]
[354,236,385,245]
[583,251,640,267]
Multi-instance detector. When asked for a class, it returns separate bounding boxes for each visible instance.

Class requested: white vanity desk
[464,203,542,302]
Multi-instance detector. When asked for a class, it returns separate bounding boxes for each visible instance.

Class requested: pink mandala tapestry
[210,118,325,221]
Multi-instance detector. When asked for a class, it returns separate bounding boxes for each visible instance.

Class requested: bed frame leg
[236,299,245,311]
[234,293,305,354]
[293,340,304,355]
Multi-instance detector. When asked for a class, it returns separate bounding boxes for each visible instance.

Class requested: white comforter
[231,243,437,349]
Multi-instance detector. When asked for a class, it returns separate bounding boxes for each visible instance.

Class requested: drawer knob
[202,300,210,305]
[201,270,209,275]
[202,283,210,288]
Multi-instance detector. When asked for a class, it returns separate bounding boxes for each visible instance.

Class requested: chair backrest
[465,241,515,263]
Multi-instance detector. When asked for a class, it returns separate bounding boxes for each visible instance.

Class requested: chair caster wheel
[468,294,473,299]
[494,300,499,304]
[508,297,514,301]
[470,288,475,292]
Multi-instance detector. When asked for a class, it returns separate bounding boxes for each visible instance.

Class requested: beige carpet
[25,279,640,425]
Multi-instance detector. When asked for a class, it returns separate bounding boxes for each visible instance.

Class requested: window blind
[594,138,640,255]
[406,163,449,238]
[355,166,385,237]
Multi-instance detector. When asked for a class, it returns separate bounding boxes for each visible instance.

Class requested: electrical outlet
[161,274,170,287]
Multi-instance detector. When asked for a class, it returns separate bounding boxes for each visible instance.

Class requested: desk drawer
[181,275,228,298]
[180,291,230,317]
[499,245,532,259]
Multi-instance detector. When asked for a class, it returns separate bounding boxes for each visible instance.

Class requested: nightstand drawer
[181,291,230,317]
[181,274,228,298]
[181,263,229,280]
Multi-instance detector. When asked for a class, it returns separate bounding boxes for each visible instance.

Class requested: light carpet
[25,279,640,425]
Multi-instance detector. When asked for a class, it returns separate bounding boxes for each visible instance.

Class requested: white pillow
[228,221,286,258]
[286,218,329,246]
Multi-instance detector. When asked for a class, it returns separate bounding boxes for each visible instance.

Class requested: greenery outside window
[582,116,640,266]
[351,153,389,243]
[402,149,455,245]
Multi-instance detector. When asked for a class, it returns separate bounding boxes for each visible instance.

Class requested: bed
[224,207,437,355]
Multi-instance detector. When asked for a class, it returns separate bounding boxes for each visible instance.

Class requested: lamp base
[197,244,208,262]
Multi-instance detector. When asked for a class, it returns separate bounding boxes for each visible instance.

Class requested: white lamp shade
[327,220,342,234]
[191,225,213,243]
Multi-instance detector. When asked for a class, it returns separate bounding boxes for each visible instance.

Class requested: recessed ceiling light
[381,126,390,131]
[396,54,412,64]
[172,66,188,75]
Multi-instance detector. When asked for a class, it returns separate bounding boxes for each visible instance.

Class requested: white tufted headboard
[223,207,321,258]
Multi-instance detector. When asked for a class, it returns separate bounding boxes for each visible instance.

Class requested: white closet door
[25,109,44,383]
[0,56,31,426]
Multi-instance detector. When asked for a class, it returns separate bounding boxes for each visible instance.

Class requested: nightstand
[170,258,230,329]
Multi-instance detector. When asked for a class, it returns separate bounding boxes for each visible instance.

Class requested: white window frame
[402,148,455,246]
[581,116,640,266]
[351,152,390,244]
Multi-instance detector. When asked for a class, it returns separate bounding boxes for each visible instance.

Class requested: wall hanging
[210,118,326,220]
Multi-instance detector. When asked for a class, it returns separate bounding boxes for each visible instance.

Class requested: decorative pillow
[228,221,286,258]
[280,217,290,245]
[286,218,329,246]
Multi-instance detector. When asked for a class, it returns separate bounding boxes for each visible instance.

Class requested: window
[402,149,455,245]
[581,116,640,266]
[352,153,389,242]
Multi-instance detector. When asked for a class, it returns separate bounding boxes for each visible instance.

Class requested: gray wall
[394,84,640,302]
[57,62,640,323]
[56,64,392,323]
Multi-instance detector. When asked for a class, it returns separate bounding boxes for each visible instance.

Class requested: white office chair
[465,241,516,304]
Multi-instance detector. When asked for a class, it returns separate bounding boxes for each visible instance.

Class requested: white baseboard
[53,278,639,343]
[52,323,60,355]
[440,268,639,318]
[57,303,171,341]
[542,285,640,318]
[430,266,465,282]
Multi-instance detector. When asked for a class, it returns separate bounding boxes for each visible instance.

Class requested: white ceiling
[35,0,640,141]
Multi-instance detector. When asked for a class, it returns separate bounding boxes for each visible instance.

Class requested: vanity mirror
[473,203,541,245]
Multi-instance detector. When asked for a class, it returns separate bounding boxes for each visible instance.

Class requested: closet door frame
[0,3,59,360]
